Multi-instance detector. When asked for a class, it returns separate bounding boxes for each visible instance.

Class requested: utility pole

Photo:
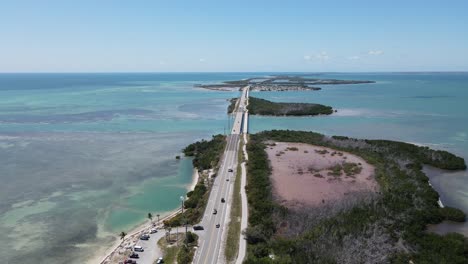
[180,196,187,241]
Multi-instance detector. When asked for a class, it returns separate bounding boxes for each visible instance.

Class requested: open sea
[1,72,468,263]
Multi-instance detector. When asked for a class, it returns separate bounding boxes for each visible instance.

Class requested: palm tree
[165,226,172,242]
[148,212,153,225]
[120,231,127,240]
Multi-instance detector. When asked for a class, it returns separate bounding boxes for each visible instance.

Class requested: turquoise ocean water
[0,73,467,263]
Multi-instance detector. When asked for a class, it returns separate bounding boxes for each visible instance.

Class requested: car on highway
[221,198,225,203]
[226,178,229,181]
[228,168,233,172]
[129,252,139,259]
[213,209,217,214]
[139,234,150,240]
[193,225,204,231]
[216,223,220,228]
[124,260,137,264]
[133,245,144,252]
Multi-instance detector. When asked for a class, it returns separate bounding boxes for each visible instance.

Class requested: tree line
[243,130,467,263]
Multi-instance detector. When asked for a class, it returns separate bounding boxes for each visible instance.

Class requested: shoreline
[92,166,199,264]
[91,208,180,264]
[189,168,200,191]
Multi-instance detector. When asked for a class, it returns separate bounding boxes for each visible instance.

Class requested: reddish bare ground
[266,142,378,208]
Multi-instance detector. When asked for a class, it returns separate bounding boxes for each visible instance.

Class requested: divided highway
[193,86,249,264]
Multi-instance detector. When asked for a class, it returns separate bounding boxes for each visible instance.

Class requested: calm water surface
[1,72,467,263]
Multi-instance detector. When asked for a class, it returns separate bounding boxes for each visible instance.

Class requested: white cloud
[348,56,360,60]
[199,58,206,62]
[304,52,330,63]
[316,51,329,62]
[368,50,384,56]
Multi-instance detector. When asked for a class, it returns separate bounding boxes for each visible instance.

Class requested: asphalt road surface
[193,86,248,264]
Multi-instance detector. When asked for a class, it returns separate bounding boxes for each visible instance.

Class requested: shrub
[440,207,466,222]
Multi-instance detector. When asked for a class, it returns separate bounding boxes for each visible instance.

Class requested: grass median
[224,137,244,262]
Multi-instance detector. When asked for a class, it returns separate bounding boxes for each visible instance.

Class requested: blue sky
[1,0,467,72]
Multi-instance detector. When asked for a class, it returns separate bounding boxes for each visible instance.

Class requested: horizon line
[1,71,468,74]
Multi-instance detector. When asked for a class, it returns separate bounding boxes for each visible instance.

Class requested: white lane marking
[199,135,236,264]
[214,140,239,264]
[197,87,247,264]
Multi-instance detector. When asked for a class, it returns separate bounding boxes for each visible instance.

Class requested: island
[245,130,467,263]
[228,96,334,116]
[196,75,375,92]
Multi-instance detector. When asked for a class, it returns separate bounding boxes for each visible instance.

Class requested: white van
[134,245,144,252]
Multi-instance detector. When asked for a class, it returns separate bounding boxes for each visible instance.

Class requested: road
[236,132,249,264]
[193,86,249,264]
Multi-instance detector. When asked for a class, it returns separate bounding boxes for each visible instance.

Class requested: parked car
[133,245,144,252]
[129,252,139,259]
[216,223,220,228]
[221,198,225,203]
[228,168,233,172]
[150,228,157,234]
[156,257,164,263]
[193,225,204,231]
[124,260,137,264]
[226,178,229,181]
[139,234,150,240]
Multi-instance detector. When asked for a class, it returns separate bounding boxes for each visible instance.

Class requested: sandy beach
[265,142,378,208]
[189,168,200,191]
[91,168,200,264]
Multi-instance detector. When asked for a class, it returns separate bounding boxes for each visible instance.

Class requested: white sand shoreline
[91,167,200,264]
[189,168,200,191]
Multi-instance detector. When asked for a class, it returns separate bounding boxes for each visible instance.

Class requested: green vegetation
[176,232,199,264]
[166,135,227,227]
[244,130,467,263]
[342,162,362,176]
[315,149,329,155]
[243,137,275,248]
[197,76,375,91]
[164,183,208,227]
[184,184,207,209]
[327,164,343,177]
[359,139,467,170]
[157,236,179,264]
[439,207,466,222]
[247,97,333,116]
[228,98,238,113]
[225,137,244,262]
[183,134,226,171]
[157,232,198,264]
[286,146,299,151]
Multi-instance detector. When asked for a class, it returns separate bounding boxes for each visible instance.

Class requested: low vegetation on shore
[157,232,199,264]
[225,137,245,262]
[246,97,333,116]
[183,134,226,171]
[227,98,238,114]
[164,183,207,227]
[165,135,226,227]
[196,75,375,92]
[244,130,467,263]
